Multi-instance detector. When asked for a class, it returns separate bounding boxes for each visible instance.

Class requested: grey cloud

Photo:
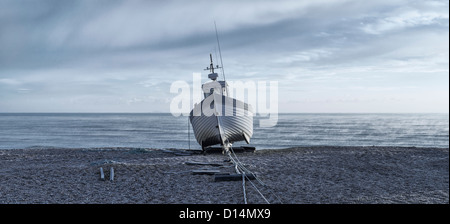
[0,0,448,112]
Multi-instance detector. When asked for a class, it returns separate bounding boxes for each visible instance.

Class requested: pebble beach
[0,146,448,204]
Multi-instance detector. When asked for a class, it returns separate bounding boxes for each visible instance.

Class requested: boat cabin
[202,80,228,98]
[202,53,228,98]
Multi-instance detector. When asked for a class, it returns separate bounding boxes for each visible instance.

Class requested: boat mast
[206,53,216,74]
[209,54,214,74]
[214,21,226,82]
[204,53,220,81]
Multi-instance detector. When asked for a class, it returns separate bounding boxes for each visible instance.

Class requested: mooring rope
[229,143,284,204]
[226,144,274,204]
[187,117,191,150]
[242,172,247,204]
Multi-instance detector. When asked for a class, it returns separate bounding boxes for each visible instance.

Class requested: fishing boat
[189,54,254,152]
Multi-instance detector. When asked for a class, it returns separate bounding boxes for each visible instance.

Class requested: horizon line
[0,112,448,114]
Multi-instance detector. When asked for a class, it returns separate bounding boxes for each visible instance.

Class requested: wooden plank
[204,146,256,154]
[161,149,192,156]
[185,161,223,166]
[100,167,105,181]
[214,173,256,182]
[191,169,221,175]
[110,167,114,181]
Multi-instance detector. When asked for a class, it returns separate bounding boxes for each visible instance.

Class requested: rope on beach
[230,152,269,204]
[226,143,279,204]
[242,172,247,204]
[231,144,283,204]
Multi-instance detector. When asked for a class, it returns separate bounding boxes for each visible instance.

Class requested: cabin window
[203,88,215,98]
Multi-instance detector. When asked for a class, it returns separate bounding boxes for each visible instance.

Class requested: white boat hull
[189,95,253,149]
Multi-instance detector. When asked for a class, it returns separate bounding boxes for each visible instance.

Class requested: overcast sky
[0,0,448,113]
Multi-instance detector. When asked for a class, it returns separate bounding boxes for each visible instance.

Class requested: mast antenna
[214,21,226,81]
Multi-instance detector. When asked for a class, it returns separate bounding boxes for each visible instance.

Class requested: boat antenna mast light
[204,53,221,81]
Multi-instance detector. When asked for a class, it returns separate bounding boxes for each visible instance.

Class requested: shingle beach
[0,146,448,204]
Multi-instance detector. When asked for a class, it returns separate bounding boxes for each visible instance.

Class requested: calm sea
[0,113,448,150]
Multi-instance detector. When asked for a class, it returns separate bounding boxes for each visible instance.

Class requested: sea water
[0,113,448,150]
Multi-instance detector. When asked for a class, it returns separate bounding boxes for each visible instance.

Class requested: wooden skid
[214,173,256,182]
[185,161,223,166]
[191,170,222,175]
[204,146,256,154]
